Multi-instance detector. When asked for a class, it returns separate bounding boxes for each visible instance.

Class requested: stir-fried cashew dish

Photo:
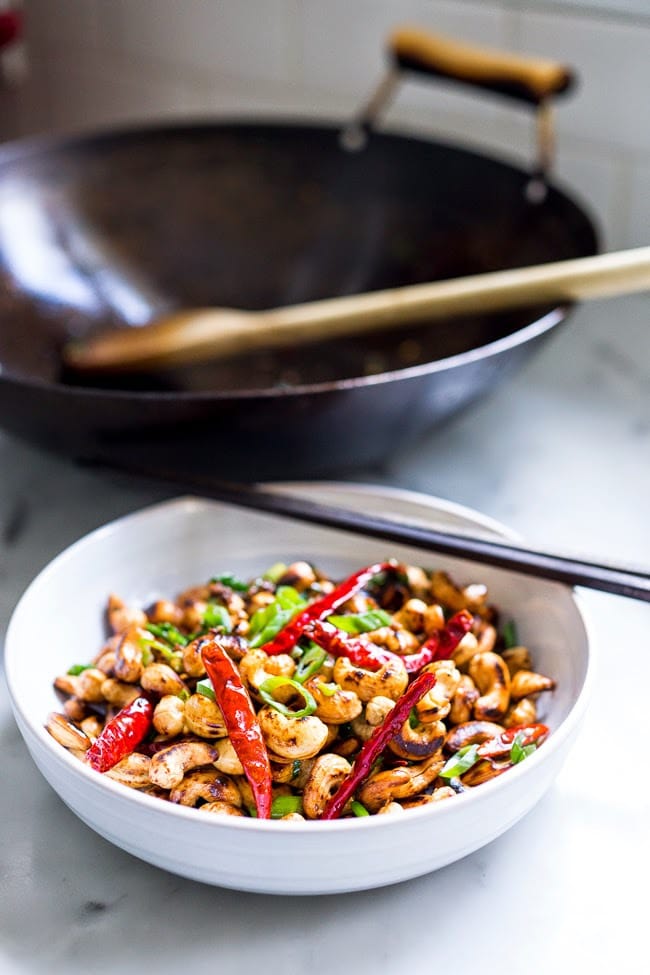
[47,560,556,820]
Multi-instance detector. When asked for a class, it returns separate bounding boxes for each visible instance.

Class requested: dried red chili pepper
[262,561,394,656]
[302,618,399,672]
[201,639,272,819]
[477,723,549,758]
[86,696,154,773]
[321,669,437,820]
[402,609,474,673]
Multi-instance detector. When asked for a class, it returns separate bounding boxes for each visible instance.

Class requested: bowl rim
[5,485,595,835]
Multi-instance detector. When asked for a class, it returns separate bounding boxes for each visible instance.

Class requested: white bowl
[5,484,592,895]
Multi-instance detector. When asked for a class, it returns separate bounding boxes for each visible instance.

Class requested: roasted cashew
[149,739,219,789]
[93,643,118,675]
[377,801,405,815]
[431,571,488,615]
[105,753,152,789]
[279,813,305,821]
[501,646,533,677]
[469,651,511,721]
[333,655,408,702]
[302,753,352,819]
[257,706,329,760]
[445,720,505,753]
[451,632,481,670]
[46,712,91,751]
[184,693,228,739]
[423,603,446,637]
[80,715,103,740]
[213,738,244,776]
[63,697,87,722]
[75,668,107,703]
[504,697,537,728]
[147,599,184,627]
[461,758,510,787]
[101,677,142,709]
[367,626,419,655]
[449,674,480,725]
[182,635,210,677]
[277,561,317,592]
[169,769,242,807]
[510,670,556,701]
[402,564,431,600]
[303,676,362,724]
[391,598,428,634]
[153,695,186,736]
[114,626,146,683]
[107,593,147,634]
[238,648,296,702]
[199,801,245,817]
[141,662,188,697]
[388,718,445,761]
[365,696,395,726]
[415,660,461,723]
[358,755,445,812]
[475,622,497,654]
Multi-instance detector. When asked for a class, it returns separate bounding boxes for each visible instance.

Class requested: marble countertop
[1,294,648,974]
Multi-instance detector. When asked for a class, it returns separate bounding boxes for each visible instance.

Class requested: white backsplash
[1,0,648,249]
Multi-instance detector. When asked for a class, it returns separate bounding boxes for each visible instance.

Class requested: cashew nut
[501,645,533,677]
[415,660,461,723]
[257,706,329,760]
[107,593,147,634]
[149,739,219,789]
[461,757,510,787]
[80,715,103,740]
[391,598,428,634]
[238,648,296,701]
[141,662,188,697]
[449,674,480,725]
[388,718,445,761]
[75,668,107,703]
[469,651,511,721]
[63,697,87,722]
[302,753,352,819]
[46,712,91,751]
[147,599,184,627]
[101,677,142,709]
[169,769,242,807]
[358,755,445,812]
[213,737,244,776]
[365,696,395,726]
[183,693,228,739]
[153,695,186,737]
[276,561,317,591]
[451,632,481,669]
[114,626,146,683]
[475,622,497,654]
[199,801,245,817]
[504,697,537,728]
[445,720,505,753]
[105,753,152,789]
[510,670,556,701]
[368,626,419,654]
[303,676,362,724]
[333,655,408,702]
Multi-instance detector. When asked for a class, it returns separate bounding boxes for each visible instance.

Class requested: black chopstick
[103,462,650,603]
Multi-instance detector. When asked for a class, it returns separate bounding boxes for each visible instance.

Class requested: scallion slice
[350,800,370,817]
[326,610,392,634]
[293,643,327,683]
[258,676,317,718]
[510,732,537,764]
[440,744,480,779]
[66,664,93,676]
[502,620,519,649]
[270,795,303,818]
[202,602,232,631]
[196,678,216,702]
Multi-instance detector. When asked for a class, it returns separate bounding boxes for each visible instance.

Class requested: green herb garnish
[146,622,190,647]
[502,620,519,649]
[510,732,537,764]
[440,744,480,780]
[66,664,93,676]
[270,795,303,818]
[350,800,370,817]
[293,643,327,683]
[258,676,317,718]
[262,562,288,583]
[327,610,392,634]
[202,602,232,631]
[248,586,307,648]
[408,707,420,729]
[210,572,249,593]
[196,678,215,702]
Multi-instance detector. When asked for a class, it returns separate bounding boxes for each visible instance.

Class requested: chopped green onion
[202,602,232,631]
[440,744,481,780]
[291,760,301,780]
[293,643,327,683]
[327,609,392,634]
[177,688,191,702]
[146,622,189,647]
[350,800,370,817]
[210,572,249,593]
[318,681,340,698]
[270,795,303,818]
[141,645,154,666]
[196,678,216,702]
[510,732,537,764]
[502,620,519,649]
[66,664,93,676]
[248,586,307,648]
[408,707,420,729]
[258,676,317,718]
[262,562,287,583]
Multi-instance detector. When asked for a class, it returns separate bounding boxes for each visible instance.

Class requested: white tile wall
[5,0,650,248]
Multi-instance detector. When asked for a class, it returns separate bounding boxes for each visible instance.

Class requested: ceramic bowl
[5,484,592,894]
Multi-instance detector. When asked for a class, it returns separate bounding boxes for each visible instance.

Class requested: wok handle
[388,26,574,106]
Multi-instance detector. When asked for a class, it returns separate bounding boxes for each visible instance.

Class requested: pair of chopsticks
[106,462,650,603]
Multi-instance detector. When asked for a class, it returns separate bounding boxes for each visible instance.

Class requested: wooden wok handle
[64,248,650,374]
[389,26,574,105]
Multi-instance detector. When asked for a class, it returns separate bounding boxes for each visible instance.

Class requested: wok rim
[0,117,588,402]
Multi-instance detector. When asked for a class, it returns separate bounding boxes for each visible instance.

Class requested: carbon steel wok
[0,29,598,480]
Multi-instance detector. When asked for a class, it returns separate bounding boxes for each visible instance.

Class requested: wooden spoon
[64,246,650,374]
